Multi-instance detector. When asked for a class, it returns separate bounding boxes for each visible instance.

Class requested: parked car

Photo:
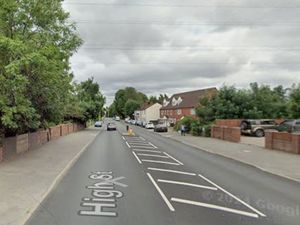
[130,120,137,125]
[94,121,102,127]
[115,116,120,121]
[107,122,117,131]
[275,119,300,133]
[136,120,143,126]
[154,122,168,132]
[145,122,155,129]
[240,119,277,137]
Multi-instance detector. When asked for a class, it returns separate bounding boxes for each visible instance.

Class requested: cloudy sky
[63,0,300,105]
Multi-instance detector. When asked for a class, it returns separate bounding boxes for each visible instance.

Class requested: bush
[174,116,196,132]
[191,120,202,136]
[202,124,212,137]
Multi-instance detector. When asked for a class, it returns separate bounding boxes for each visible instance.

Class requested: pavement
[24,120,300,225]
[150,129,300,183]
[0,127,101,225]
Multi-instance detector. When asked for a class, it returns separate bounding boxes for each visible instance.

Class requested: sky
[62,0,300,105]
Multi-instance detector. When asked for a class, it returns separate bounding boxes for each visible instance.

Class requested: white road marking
[147,173,175,212]
[163,152,184,165]
[198,174,266,217]
[128,142,150,146]
[125,141,131,148]
[141,160,180,166]
[133,149,162,153]
[157,179,217,191]
[132,151,142,164]
[137,153,169,158]
[148,168,197,176]
[130,145,155,149]
[171,198,259,218]
[122,136,126,140]
[139,136,146,141]
[148,142,158,149]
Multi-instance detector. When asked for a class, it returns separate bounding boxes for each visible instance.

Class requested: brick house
[160,88,218,124]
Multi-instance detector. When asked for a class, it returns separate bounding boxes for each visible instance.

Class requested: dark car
[276,119,300,133]
[240,119,277,137]
[154,122,168,132]
[107,122,117,131]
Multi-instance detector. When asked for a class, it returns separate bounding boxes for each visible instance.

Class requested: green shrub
[202,124,212,137]
[191,120,202,136]
[174,116,197,132]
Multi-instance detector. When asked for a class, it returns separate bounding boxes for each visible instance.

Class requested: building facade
[135,103,162,123]
[160,88,218,124]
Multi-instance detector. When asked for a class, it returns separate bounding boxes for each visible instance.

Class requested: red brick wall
[68,123,74,133]
[265,131,300,154]
[0,147,3,162]
[28,130,49,150]
[216,119,242,127]
[160,107,196,122]
[211,126,241,143]
[1,123,85,163]
[16,134,29,154]
[60,124,69,136]
[49,125,61,140]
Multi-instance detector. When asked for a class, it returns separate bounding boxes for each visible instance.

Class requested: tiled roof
[161,87,218,110]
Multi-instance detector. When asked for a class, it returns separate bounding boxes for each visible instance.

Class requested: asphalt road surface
[26,120,300,225]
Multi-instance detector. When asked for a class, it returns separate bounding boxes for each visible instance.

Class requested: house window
[177,109,182,115]
[191,108,196,115]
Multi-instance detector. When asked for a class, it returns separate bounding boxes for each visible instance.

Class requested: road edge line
[22,129,103,225]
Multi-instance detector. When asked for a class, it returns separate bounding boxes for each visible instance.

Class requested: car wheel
[255,129,265,137]
[240,121,249,130]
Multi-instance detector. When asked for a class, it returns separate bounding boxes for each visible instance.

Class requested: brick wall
[215,119,242,127]
[16,134,29,154]
[49,125,61,140]
[265,131,300,154]
[60,124,69,136]
[0,147,3,162]
[28,130,49,150]
[211,126,241,143]
[1,123,85,163]
[68,123,74,134]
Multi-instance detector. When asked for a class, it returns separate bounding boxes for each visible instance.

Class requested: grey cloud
[64,0,300,105]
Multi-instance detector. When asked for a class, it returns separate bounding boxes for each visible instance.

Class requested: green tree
[0,0,82,133]
[124,99,140,118]
[113,87,147,118]
[288,84,300,118]
[76,78,106,122]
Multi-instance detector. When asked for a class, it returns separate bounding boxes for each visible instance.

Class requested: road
[26,120,300,225]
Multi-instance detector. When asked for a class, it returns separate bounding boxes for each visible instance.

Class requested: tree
[0,0,82,133]
[113,87,147,118]
[76,78,106,122]
[288,84,300,118]
[124,99,140,118]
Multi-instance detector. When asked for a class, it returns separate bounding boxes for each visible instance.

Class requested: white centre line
[171,198,259,218]
[132,151,142,164]
[125,141,131,149]
[198,174,266,217]
[163,152,184,165]
[148,142,158,149]
[133,149,162,153]
[148,168,197,176]
[147,173,175,212]
[137,153,169,158]
[141,159,180,166]
[157,179,217,191]
[122,136,126,140]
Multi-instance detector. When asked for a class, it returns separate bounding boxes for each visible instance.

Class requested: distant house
[134,102,162,123]
[160,88,218,123]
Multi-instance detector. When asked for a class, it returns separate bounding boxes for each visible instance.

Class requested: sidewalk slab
[0,128,101,225]
[157,130,300,183]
